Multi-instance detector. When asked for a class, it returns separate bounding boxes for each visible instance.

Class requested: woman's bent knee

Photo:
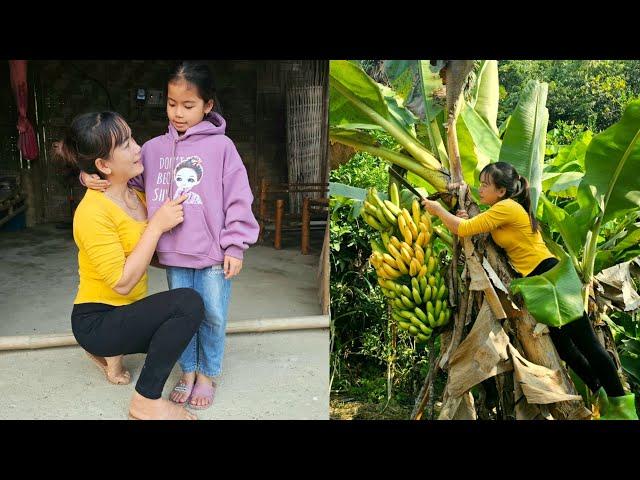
[171,288,205,322]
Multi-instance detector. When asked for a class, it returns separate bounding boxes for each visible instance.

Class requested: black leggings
[71,288,204,400]
[527,258,625,397]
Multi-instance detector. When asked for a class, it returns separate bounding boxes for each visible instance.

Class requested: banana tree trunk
[445,61,474,185]
[483,240,592,419]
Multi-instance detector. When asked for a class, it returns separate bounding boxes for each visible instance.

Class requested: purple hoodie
[131,112,259,269]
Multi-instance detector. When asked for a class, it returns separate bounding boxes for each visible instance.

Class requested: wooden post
[258,178,269,242]
[301,196,310,255]
[274,199,284,249]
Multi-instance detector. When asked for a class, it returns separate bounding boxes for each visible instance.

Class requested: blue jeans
[166,265,231,377]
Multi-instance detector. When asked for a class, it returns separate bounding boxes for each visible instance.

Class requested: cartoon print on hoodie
[126,112,259,269]
[173,156,203,204]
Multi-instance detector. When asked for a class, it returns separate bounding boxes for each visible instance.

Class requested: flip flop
[170,380,194,404]
[187,381,216,410]
[85,351,131,385]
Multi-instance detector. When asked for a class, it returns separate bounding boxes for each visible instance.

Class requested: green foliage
[329,129,398,192]
[604,310,640,406]
[330,152,389,192]
[546,120,590,148]
[498,60,640,133]
[331,59,640,413]
[511,254,585,327]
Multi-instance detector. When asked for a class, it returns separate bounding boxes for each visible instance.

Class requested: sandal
[85,351,131,385]
[170,380,194,404]
[187,381,217,410]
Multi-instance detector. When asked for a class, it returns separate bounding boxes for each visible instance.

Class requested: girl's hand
[456,209,469,219]
[224,256,243,279]
[81,171,110,192]
[421,198,442,216]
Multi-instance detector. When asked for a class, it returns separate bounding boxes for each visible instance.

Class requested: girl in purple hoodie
[82,62,260,409]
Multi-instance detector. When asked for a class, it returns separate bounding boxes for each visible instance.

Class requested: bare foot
[169,372,196,404]
[86,352,130,385]
[189,373,216,409]
[128,392,197,420]
[104,355,131,385]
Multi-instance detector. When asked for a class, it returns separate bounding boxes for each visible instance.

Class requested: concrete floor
[0,223,329,419]
[0,224,325,336]
[0,330,328,419]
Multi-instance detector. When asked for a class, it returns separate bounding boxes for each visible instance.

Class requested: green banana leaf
[623,338,640,356]
[330,60,441,172]
[498,115,511,139]
[329,126,449,191]
[331,122,383,131]
[460,103,502,162]
[581,99,640,225]
[382,60,417,104]
[510,254,585,328]
[613,224,640,253]
[470,60,499,135]
[620,353,640,383]
[539,193,583,261]
[549,131,592,171]
[383,61,449,166]
[329,181,389,221]
[329,182,369,201]
[541,171,584,197]
[418,61,449,166]
[594,251,617,275]
[574,183,600,244]
[383,60,445,121]
[456,111,490,191]
[457,104,502,191]
[330,61,416,133]
[499,80,549,214]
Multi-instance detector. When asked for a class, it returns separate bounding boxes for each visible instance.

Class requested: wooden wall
[0,60,328,225]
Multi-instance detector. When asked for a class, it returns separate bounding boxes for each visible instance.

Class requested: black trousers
[71,288,204,399]
[527,258,625,396]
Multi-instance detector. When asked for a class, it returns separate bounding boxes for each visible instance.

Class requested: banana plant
[330,60,505,196]
[535,100,640,312]
[330,60,640,329]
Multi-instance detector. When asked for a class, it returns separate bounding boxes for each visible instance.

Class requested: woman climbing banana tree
[329,59,640,420]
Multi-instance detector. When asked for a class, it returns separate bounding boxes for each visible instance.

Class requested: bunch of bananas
[363,183,451,343]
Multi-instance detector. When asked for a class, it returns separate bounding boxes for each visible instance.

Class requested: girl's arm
[219,141,260,261]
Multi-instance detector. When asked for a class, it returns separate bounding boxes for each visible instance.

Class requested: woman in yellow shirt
[62,111,203,420]
[423,161,635,419]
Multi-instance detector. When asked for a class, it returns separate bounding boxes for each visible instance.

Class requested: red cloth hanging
[9,60,39,161]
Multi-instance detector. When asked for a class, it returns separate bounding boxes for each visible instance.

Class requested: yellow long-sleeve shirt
[73,189,148,306]
[457,198,555,276]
